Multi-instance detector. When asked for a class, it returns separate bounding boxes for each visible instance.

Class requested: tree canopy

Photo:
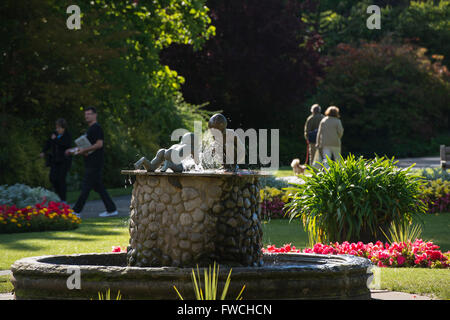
[0,0,215,187]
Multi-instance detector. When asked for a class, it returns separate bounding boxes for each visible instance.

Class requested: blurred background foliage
[1,0,449,189]
[0,0,214,188]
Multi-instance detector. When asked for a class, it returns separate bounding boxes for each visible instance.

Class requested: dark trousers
[49,163,69,201]
[73,167,117,213]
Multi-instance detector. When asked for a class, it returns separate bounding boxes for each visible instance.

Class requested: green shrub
[0,184,60,208]
[0,115,50,188]
[419,178,450,213]
[313,39,450,158]
[286,155,427,244]
[415,168,450,182]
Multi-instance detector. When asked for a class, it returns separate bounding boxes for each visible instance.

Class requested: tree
[0,0,215,187]
[161,0,325,165]
[313,39,450,158]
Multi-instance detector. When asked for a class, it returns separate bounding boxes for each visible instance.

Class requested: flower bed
[260,187,293,219]
[263,240,449,269]
[0,200,81,233]
[420,179,450,213]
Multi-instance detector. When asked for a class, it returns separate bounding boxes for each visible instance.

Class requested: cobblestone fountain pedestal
[122,170,264,268]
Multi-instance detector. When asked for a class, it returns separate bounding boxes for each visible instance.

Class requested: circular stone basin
[10,252,373,300]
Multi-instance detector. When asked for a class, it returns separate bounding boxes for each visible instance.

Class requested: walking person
[315,106,344,167]
[40,118,72,202]
[304,104,324,166]
[69,107,118,218]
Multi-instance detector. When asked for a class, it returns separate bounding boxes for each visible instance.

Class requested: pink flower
[397,256,406,266]
[112,246,122,252]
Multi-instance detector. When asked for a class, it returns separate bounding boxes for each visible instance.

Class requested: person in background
[40,118,72,202]
[315,106,344,167]
[304,104,324,166]
[68,106,118,218]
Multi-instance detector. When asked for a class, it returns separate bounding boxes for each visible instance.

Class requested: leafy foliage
[0,0,215,187]
[286,155,428,244]
[313,39,450,158]
[161,0,325,164]
[0,184,60,208]
[420,178,450,213]
[306,0,450,65]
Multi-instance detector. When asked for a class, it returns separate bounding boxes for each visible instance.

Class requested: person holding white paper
[69,107,118,218]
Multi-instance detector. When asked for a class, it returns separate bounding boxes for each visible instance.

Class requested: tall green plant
[380,220,423,244]
[173,262,245,300]
[286,154,427,243]
[96,288,122,300]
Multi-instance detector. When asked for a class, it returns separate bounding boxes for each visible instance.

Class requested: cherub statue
[206,113,245,171]
[134,132,198,173]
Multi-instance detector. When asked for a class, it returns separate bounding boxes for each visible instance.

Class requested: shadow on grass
[0,217,129,251]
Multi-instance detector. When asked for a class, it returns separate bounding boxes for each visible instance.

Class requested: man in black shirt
[71,107,118,217]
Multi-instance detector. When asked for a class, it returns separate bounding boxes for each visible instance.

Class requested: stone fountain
[10,114,373,300]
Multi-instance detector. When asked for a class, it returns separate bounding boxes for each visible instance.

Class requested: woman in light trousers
[314,106,344,168]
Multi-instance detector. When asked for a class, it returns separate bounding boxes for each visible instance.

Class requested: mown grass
[272,166,294,178]
[0,275,13,294]
[0,217,130,270]
[374,268,450,299]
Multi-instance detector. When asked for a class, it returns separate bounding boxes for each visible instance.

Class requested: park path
[394,156,440,168]
[70,194,132,219]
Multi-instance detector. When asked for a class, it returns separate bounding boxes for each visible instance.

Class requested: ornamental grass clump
[173,262,245,300]
[286,154,427,244]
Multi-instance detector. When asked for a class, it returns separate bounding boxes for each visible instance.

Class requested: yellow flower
[17,224,22,227]
[11,218,17,223]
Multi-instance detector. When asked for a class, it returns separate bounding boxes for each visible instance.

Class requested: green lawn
[373,268,450,299]
[0,213,449,299]
[0,217,130,270]
[273,166,295,178]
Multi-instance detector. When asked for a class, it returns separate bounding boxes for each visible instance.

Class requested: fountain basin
[10,252,373,300]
